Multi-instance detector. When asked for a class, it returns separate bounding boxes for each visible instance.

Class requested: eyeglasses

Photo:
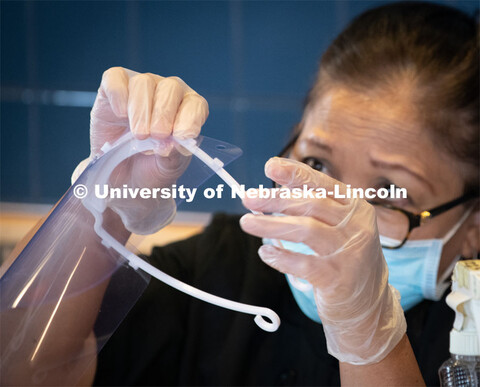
[369,193,474,249]
[275,131,476,249]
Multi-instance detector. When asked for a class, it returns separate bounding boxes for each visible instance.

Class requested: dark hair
[308,1,479,195]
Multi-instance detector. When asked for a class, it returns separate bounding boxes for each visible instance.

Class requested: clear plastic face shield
[1,132,280,385]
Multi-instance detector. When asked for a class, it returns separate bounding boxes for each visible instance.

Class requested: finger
[100,67,129,118]
[128,73,157,139]
[265,157,348,202]
[258,245,349,297]
[240,213,324,243]
[240,213,351,256]
[242,191,347,226]
[258,244,319,280]
[150,77,185,139]
[172,92,209,139]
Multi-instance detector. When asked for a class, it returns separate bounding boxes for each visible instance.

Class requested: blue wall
[1,1,477,213]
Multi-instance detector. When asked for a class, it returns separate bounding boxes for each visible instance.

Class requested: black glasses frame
[369,193,475,249]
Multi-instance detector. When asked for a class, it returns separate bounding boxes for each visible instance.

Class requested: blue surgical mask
[379,208,471,311]
[264,209,471,323]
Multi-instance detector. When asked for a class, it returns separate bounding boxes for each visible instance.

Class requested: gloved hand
[72,67,209,234]
[240,157,406,365]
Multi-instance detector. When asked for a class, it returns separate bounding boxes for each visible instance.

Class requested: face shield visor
[0,132,280,386]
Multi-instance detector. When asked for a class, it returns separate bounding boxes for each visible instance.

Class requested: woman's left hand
[240,157,406,365]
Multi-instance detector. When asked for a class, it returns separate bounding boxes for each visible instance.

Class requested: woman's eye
[301,157,327,173]
[375,181,413,207]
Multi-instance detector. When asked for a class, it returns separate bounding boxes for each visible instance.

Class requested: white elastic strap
[434,207,475,298]
[441,206,473,244]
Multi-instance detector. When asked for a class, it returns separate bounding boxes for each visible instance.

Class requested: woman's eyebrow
[304,137,333,153]
[370,157,435,194]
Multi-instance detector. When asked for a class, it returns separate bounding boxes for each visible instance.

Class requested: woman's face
[291,87,474,273]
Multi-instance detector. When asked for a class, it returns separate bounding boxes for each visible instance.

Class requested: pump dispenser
[439,260,480,386]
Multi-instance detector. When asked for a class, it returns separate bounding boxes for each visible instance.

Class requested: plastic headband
[81,132,281,332]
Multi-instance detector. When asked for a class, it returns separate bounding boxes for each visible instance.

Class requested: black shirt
[94,213,454,386]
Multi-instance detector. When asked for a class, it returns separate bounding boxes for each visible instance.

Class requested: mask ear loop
[435,206,476,299]
[81,132,280,332]
[176,138,312,293]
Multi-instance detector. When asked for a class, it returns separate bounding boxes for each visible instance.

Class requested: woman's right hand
[74,67,209,234]
[89,67,209,156]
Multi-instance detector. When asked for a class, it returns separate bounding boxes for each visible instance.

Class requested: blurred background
[1,0,477,257]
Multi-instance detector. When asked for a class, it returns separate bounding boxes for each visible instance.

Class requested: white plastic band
[80,133,280,332]
[176,138,312,292]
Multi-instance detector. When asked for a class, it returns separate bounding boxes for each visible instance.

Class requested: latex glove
[240,157,406,365]
[72,67,209,234]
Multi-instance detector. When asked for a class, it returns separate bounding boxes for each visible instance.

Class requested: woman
[90,2,478,385]
[2,2,478,386]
